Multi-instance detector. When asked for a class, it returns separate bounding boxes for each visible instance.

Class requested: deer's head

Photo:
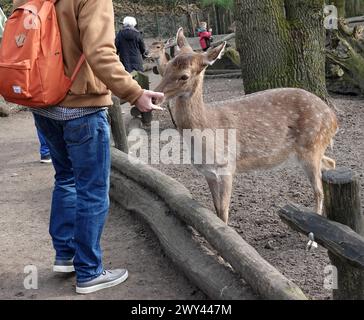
[147,41,166,60]
[147,38,173,60]
[155,28,226,102]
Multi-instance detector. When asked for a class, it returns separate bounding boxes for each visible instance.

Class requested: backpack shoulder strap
[46,0,85,83]
[71,54,86,82]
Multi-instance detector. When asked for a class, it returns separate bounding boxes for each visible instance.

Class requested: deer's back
[206,88,337,171]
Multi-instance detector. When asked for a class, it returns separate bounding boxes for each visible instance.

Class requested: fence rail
[280,168,364,300]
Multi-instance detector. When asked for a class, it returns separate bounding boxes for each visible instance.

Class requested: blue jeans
[35,125,50,157]
[33,111,110,283]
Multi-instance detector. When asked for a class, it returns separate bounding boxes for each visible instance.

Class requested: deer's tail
[321,155,336,171]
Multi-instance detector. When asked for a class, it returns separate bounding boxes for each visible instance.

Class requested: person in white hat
[115,16,146,72]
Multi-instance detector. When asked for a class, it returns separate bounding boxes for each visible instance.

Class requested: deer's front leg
[206,174,233,224]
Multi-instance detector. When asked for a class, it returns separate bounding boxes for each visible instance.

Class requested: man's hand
[135,90,164,112]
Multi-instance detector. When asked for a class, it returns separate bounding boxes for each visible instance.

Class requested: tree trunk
[213,5,220,34]
[333,0,346,18]
[345,0,364,17]
[235,0,328,100]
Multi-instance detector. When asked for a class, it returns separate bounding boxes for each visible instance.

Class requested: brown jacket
[13,0,144,107]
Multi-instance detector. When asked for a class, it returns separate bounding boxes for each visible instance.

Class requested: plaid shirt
[30,106,107,121]
[0,7,6,39]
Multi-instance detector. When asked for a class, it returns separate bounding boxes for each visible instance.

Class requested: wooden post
[322,167,364,300]
[109,96,129,154]
[130,71,152,126]
[132,71,149,90]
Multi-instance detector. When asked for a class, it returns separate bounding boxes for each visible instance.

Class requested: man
[0,6,6,45]
[12,0,163,294]
[115,16,146,73]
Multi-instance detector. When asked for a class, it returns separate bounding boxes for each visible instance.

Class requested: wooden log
[346,16,364,25]
[167,34,236,52]
[205,69,241,75]
[110,148,307,300]
[210,33,236,48]
[110,170,258,300]
[279,204,364,269]
[322,168,364,300]
[109,96,129,153]
[205,73,242,79]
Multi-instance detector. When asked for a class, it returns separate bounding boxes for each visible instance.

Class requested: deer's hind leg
[297,151,324,215]
[205,174,233,224]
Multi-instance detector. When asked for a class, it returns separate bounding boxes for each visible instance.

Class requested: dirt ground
[147,75,364,300]
[0,111,205,300]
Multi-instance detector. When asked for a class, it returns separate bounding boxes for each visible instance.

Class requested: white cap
[123,16,137,27]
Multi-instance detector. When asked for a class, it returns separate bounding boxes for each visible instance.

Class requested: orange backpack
[0,0,84,107]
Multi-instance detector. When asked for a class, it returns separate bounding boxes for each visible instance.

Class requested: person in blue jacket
[115,16,146,73]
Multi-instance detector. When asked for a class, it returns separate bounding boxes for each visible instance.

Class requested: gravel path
[0,111,204,300]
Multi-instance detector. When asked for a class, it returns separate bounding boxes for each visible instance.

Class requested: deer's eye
[180,75,189,81]
[156,46,160,49]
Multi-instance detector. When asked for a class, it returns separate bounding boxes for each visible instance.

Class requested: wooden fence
[280,168,364,300]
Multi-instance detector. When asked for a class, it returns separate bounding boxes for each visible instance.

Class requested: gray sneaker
[76,269,128,294]
[53,258,75,273]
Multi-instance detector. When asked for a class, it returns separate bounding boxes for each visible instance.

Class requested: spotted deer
[155,28,338,224]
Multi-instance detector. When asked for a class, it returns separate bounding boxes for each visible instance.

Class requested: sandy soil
[0,112,205,300]
[145,74,364,300]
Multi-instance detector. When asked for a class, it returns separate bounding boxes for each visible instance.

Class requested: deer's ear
[176,27,193,52]
[164,38,173,49]
[203,42,226,66]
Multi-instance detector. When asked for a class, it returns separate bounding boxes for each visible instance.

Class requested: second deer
[147,39,173,76]
[155,28,338,224]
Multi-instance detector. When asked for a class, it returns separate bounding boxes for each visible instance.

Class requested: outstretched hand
[135,90,164,113]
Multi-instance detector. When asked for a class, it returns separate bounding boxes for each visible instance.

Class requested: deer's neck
[174,77,207,130]
[156,52,169,76]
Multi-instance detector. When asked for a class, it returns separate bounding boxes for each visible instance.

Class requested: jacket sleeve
[78,0,143,104]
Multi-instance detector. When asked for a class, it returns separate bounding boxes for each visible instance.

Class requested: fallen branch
[326,19,364,94]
